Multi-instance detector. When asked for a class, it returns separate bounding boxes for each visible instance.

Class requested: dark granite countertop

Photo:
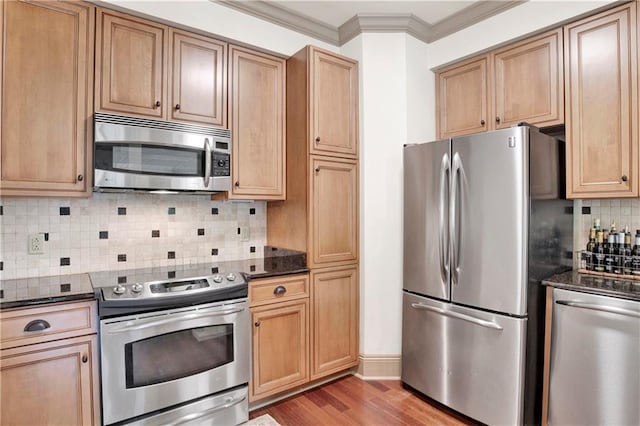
[543,270,640,301]
[1,246,307,310]
[0,273,95,310]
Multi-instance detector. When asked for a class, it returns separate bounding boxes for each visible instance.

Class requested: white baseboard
[354,354,401,380]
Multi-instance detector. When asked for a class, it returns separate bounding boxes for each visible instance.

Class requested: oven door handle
[106,308,245,334]
[168,394,247,425]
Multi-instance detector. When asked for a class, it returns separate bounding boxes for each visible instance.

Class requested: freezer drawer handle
[410,303,503,330]
[556,300,640,319]
[166,394,247,425]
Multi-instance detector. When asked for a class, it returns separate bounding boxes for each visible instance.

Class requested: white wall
[99,0,338,55]
[428,0,615,68]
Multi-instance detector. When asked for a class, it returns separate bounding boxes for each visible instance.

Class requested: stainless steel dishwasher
[548,288,640,425]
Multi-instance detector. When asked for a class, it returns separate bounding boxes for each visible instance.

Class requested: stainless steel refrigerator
[401,125,573,425]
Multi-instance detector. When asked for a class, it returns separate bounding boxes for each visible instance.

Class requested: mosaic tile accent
[0,193,266,280]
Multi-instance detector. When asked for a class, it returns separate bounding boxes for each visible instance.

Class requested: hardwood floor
[250,375,475,425]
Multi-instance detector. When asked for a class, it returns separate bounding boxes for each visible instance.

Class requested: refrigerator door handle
[439,153,450,283]
[450,152,462,285]
[410,303,504,330]
[556,300,640,319]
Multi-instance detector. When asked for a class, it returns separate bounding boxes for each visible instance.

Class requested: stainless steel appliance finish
[100,299,249,425]
[548,288,640,426]
[402,126,572,425]
[125,386,248,426]
[93,113,231,193]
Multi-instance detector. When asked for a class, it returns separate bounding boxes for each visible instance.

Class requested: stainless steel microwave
[93,113,231,193]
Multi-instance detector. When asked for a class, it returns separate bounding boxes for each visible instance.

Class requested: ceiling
[215,0,526,45]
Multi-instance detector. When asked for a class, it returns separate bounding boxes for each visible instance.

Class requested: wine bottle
[594,230,605,272]
[585,227,596,270]
[614,232,625,274]
[632,230,640,275]
[623,228,633,275]
[604,232,616,273]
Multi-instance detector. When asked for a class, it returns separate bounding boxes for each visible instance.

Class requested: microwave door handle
[204,138,212,187]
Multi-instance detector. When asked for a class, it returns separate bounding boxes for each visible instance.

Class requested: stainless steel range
[91,267,249,426]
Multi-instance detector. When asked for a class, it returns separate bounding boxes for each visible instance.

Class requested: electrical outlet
[28,233,45,255]
[239,226,250,242]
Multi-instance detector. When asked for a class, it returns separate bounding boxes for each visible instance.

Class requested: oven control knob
[212,274,223,283]
[226,273,236,281]
[113,285,126,295]
[131,283,143,293]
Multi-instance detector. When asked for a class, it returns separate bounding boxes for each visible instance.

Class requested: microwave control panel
[213,152,230,177]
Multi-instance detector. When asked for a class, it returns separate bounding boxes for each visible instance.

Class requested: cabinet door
[1,335,99,425]
[311,265,359,380]
[169,29,226,126]
[309,157,358,268]
[437,56,489,138]
[96,8,167,118]
[229,46,285,199]
[310,48,358,158]
[250,299,308,401]
[0,0,93,197]
[493,28,564,129]
[565,3,638,198]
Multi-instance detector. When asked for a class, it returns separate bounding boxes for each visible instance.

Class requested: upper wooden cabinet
[564,2,638,198]
[493,29,564,129]
[96,8,228,127]
[436,29,564,138]
[0,0,94,197]
[229,45,285,199]
[311,48,359,158]
[169,29,227,127]
[96,8,168,119]
[436,56,489,137]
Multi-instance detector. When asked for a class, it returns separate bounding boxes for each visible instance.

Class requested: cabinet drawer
[249,275,309,307]
[0,300,97,349]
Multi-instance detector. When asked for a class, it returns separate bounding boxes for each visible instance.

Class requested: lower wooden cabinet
[249,274,309,402]
[311,265,359,380]
[0,332,99,425]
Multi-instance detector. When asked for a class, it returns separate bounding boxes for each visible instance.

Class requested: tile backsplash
[575,198,640,250]
[0,193,266,280]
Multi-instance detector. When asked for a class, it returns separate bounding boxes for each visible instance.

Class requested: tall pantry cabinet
[268,46,360,380]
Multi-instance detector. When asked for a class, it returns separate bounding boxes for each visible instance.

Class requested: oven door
[99,299,249,425]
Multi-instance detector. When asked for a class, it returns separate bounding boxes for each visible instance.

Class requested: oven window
[95,144,204,176]
[124,324,233,388]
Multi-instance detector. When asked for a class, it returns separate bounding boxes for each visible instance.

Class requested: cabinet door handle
[495,116,501,123]
[273,285,287,295]
[77,174,84,182]
[82,353,88,363]
[315,167,320,173]
[24,319,51,332]
[175,104,180,110]
[480,119,485,126]
[154,100,161,108]
[235,181,240,187]
[254,321,261,327]
[622,175,628,182]
[315,137,321,143]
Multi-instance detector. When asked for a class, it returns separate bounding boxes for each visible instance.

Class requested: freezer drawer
[401,292,527,425]
[548,288,640,426]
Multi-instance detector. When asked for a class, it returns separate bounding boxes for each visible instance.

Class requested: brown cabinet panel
[96,8,167,118]
[309,157,358,268]
[250,299,309,401]
[1,334,100,426]
[494,28,564,128]
[311,48,358,158]
[565,2,638,198]
[437,56,489,138]
[311,265,359,380]
[169,29,226,126]
[0,0,93,196]
[229,46,285,199]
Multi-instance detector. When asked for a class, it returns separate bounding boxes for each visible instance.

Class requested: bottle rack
[577,250,640,280]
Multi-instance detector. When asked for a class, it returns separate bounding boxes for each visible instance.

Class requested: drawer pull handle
[254,321,261,327]
[24,319,51,332]
[273,285,287,295]
[82,354,88,363]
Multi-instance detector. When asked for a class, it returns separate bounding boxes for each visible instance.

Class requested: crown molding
[214,0,340,45]
[214,0,528,46]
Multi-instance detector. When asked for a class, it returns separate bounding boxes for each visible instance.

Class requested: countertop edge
[0,292,96,311]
